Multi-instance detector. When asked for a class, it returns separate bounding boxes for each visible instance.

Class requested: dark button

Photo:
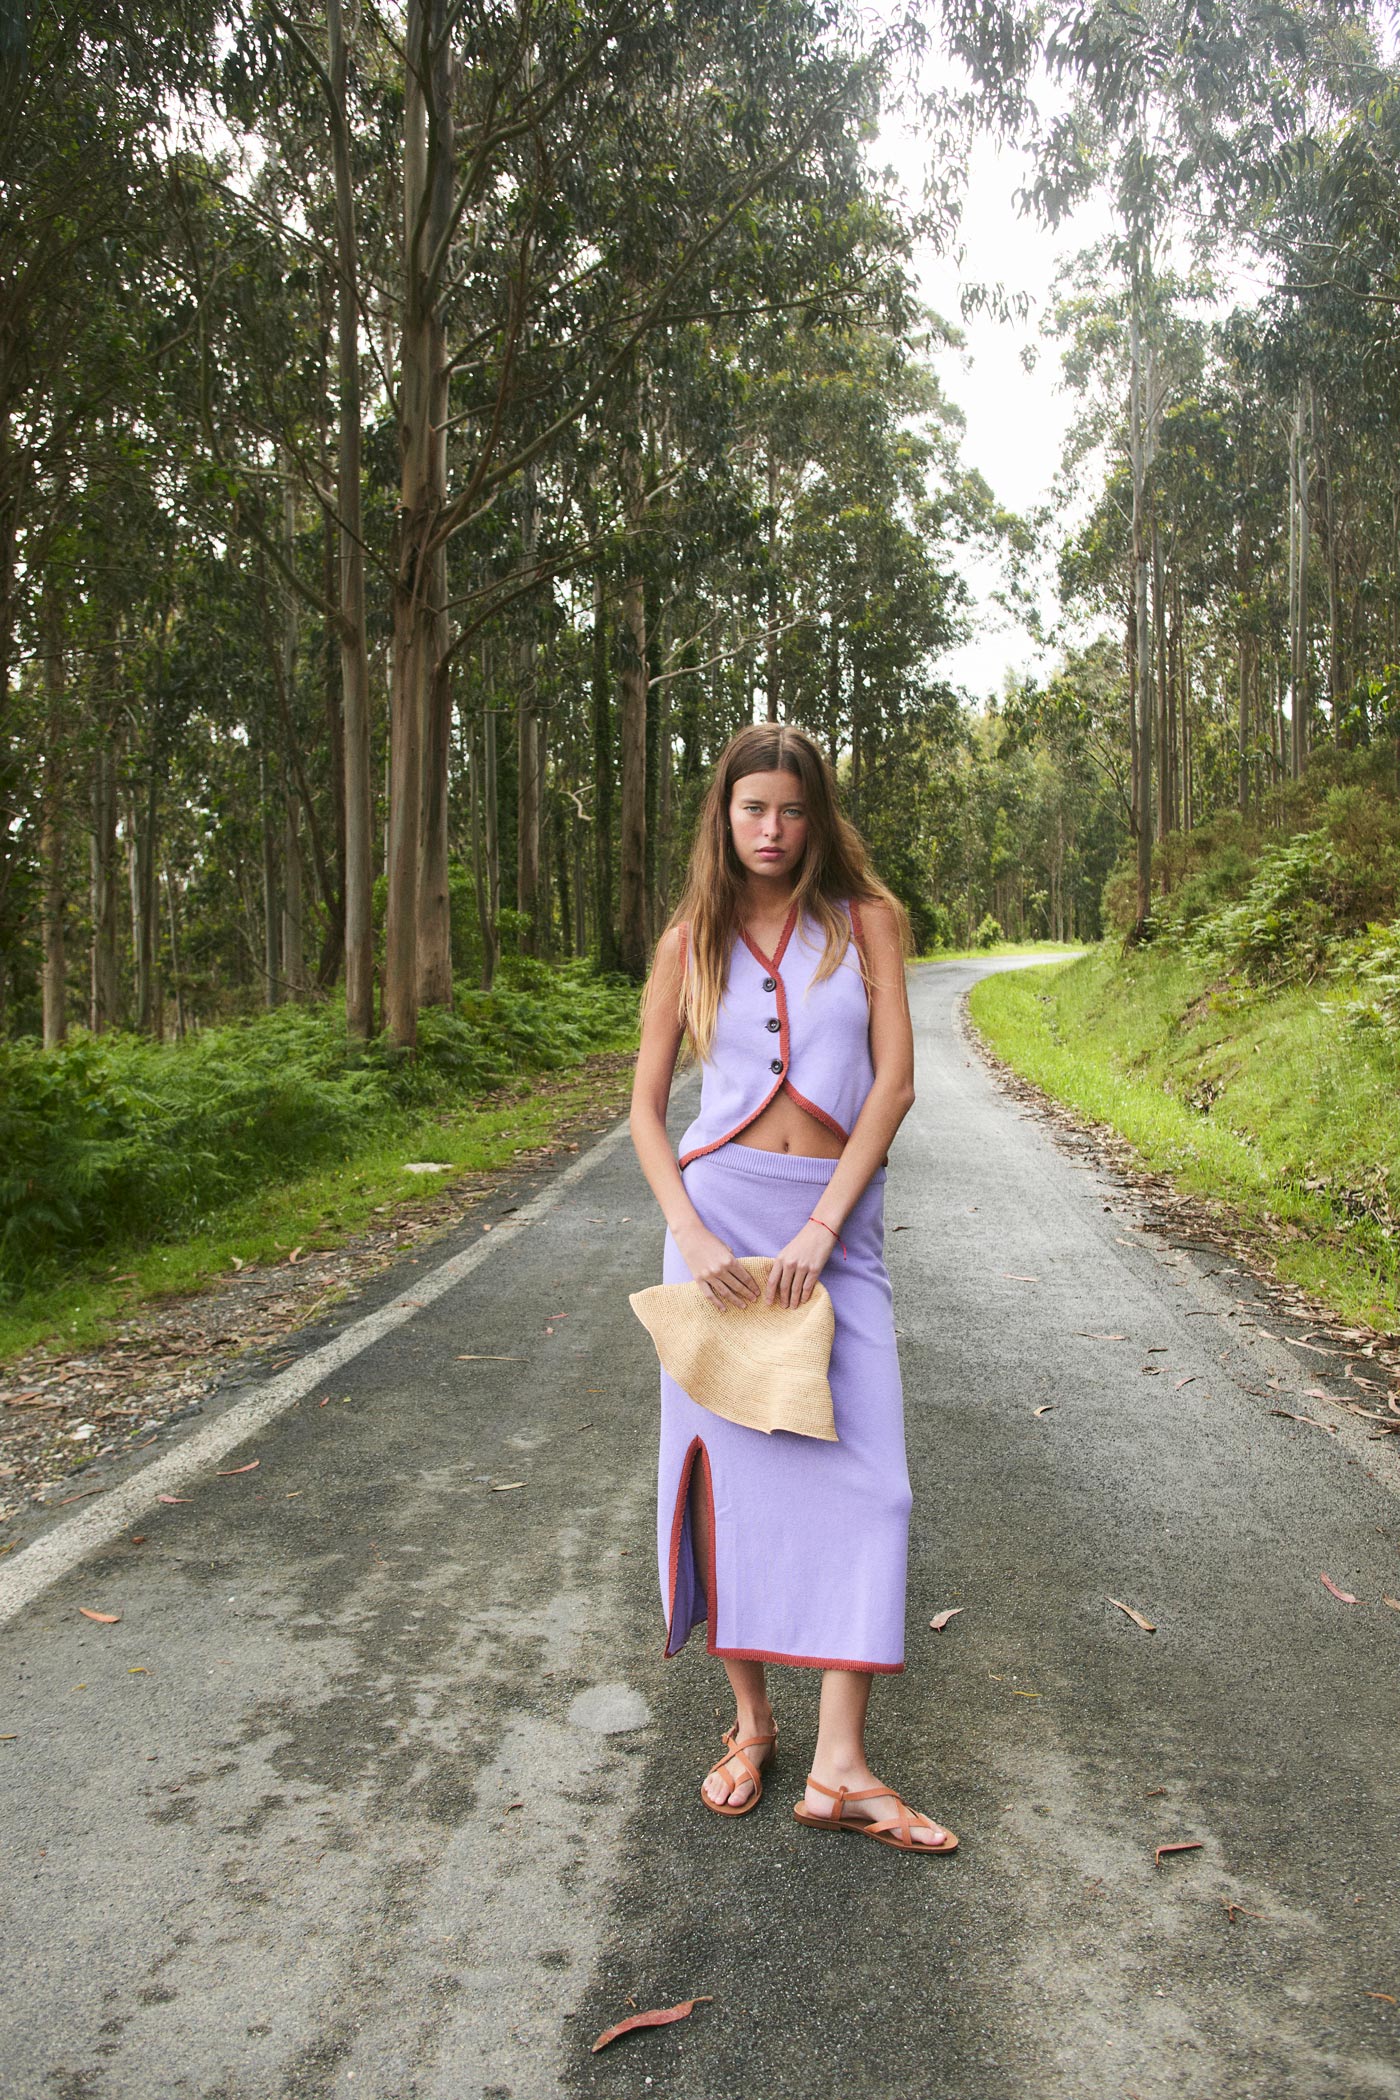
[770,1058,784,1075]
[762,976,777,993]
[765,1016,781,1033]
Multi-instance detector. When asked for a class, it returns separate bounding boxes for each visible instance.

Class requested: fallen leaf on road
[592,1998,712,2053]
[1144,1787,1167,1796]
[1033,1403,1055,1416]
[1224,1903,1267,1924]
[1286,1337,1334,1356]
[1154,1840,1202,1867]
[157,1494,192,1504]
[1175,1376,1197,1390]
[490,1482,526,1492]
[1012,1689,1041,1698]
[78,1608,121,1624]
[1001,1273,1040,1282]
[1108,1597,1156,1633]
[54,1487,105,1506]
[1383,1597,1400,1613]
[1366,1992,1397,2005]
[929,1608,963,1632]
[216,1460,260,1477]
[1320,1572,1359,1604]
[1305,1387,1348,1409]
[1074,1332,1126,1342]
[129,1535,146,1546]
[456,1354,526,1361]
[1271,1410,1336,1434]
[288,1247,302,1264]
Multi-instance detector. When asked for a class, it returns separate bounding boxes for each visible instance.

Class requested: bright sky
[880,116,1116,704]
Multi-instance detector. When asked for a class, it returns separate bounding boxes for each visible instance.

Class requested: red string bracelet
[809,1214,847,1261]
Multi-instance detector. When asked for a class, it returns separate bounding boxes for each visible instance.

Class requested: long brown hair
[641,723,912,1061]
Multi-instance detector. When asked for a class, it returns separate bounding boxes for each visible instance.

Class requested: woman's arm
[762,898,916,1307]
[629,925,761,1310]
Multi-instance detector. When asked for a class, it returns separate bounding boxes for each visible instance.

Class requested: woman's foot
[801,1763,952,1847]
[701,1709,776,1812]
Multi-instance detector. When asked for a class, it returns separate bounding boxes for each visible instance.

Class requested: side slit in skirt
[657,1142,912,1673]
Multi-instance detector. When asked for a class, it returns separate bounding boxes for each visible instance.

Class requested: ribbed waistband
[683,1141,884,1186]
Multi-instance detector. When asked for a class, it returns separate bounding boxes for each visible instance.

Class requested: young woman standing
[629,723,956,1853]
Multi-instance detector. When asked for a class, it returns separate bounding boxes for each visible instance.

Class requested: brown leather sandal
[793,1775,958,1852]
[701,1724,777,1817]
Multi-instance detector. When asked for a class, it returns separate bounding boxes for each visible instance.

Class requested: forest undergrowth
[0,960,637,1357]
[970,753,1400,1333]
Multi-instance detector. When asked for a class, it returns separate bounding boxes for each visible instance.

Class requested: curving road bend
[2,955,1398,2100]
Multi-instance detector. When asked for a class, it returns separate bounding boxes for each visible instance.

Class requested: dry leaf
[490,1481,526,1492]
[1320,1572,1359,1604]
[1154,1840,1203,1866]
[1305,1387,1347,1408]
[157,1494,192,1504]
[288,1247,303,1264]
[216,1460,260,1476]
[1033,1403,1055,1416]
[1001,1273,1040,1282]
[1108,1597,1157,1633]
[1074,1332,1126,1342]
[1174,1376,1197,1390]
[1011,1689,1041,1698]
[1382,1597,1400,1613]
[78,1607,121,1624]
[1270,1409,1335,1434]
[592,1998,712,2053]
[1367,1992,1397,2004]
[929,1608,963,1632]
[1224,1903,1267,1924]
[455,1354,526,1362]
[230,1254,244,1269]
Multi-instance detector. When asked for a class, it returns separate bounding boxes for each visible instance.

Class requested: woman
[628,723,956,1853]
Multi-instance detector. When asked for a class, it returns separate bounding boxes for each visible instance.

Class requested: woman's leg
[805,1669,950,1845]
[690,1468,775,1808]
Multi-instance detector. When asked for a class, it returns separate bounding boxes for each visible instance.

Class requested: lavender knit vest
[676,897,874,1168]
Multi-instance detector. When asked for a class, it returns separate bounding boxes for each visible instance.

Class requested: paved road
[3,956,1399,2100]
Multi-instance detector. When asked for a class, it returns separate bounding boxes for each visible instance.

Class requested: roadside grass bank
[0,963,639,1365]
[969,947,1400,1334]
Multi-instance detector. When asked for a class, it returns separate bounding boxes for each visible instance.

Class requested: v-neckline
[739,896,800,975]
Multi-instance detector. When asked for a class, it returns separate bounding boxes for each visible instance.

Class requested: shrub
[0,963,637,1298]
[973,913,1004,950]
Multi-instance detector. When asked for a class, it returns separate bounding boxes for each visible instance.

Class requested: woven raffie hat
[629,1255,837,1442]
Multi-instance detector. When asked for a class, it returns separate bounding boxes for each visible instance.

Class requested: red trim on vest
[847,897,867,975]
[781,1082,847,1143]
[662,1431,904,1674]
[739,895,799,976]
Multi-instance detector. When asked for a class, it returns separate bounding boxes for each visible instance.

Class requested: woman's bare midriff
[732,1087,845,1160]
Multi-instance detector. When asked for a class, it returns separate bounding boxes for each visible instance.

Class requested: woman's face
[728,768,808,882]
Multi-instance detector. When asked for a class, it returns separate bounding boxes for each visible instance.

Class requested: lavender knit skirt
[657,1142,912,1672]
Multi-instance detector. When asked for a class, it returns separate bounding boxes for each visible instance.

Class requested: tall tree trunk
[1129,302,1154,941]
[40,585,67,1047]
[283,791,305,998]
[130,769,160,1034]
[591,569,617,970]
[165,865,187,1039]
[1236,507,1253,813]
[1290,379,1311,778]
[1152,517,1169,841]
[516,461,542,953]
[386,0,452,1047]
[260,745,282,1007]
[90,728,119,1032]
[765,445,780,723]
[618,367,648,978]
[417,555,453,1005]
[328,0,374,1035]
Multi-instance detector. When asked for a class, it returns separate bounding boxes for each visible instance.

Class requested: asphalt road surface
[3,956,1399,2100]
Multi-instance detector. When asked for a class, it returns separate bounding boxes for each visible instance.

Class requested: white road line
[0,1112,639,1627]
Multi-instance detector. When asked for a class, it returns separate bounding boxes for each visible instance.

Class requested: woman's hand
[762,1220,836,1310]
[673,1222,763,1312]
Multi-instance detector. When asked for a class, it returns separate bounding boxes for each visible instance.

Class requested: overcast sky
[879,118,1116,706]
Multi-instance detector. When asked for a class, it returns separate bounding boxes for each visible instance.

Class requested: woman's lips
[757,848,785,859]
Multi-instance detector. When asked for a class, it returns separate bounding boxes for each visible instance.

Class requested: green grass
[0,1061,632,1368]
[969,946,1400,1332]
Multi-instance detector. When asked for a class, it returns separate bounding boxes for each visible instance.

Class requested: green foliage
[0,966,635,1298]
[973,912,1004,949]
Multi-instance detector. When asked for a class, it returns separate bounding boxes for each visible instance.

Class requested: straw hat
[629,1256,837,1441]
